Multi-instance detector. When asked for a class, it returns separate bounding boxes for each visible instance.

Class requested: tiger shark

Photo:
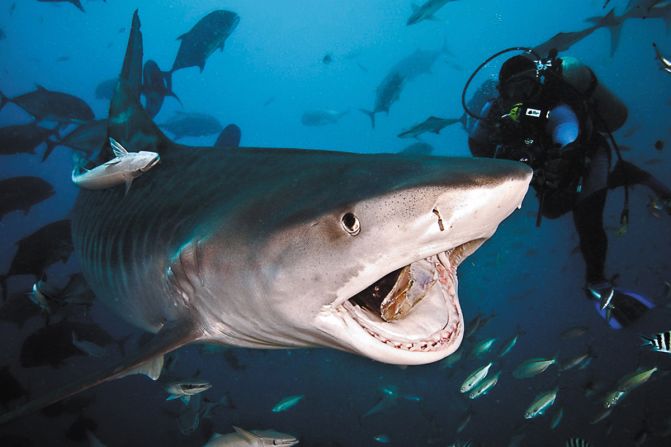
[0,11,531,423]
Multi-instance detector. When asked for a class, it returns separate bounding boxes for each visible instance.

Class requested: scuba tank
[559,57,628,132]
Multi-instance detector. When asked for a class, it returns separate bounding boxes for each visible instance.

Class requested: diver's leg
[580,148,656,327]
[574,189,608,284]
[609,159,671,201]
[574,145,611,283]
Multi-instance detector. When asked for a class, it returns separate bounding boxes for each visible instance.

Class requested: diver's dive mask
[499,72,541,101]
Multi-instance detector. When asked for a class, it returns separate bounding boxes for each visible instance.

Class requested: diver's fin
[103,9,169,165]
[593,287,655,330]
[0,320,201,425]
[233,426,261,441]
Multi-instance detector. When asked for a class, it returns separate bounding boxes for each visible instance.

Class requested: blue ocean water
[0,0,670,446]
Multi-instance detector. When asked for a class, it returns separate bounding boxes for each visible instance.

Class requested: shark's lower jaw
[325,239,484,364]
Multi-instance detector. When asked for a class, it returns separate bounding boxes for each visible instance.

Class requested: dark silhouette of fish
[360,72,406,128]
[0,28,5,40]
[20,321,117,368]
[165,10,239,88]
[214,124,241,149]
[406,0,457,25]
[0,366,28,409]
[0,176,54,221]
[0,290,41,328]
[0,123,55,157]
[361,46,446,128]
[586,9,624,56]
[37,272,96,309]
[142,59,179,118]
[533,26,598,57]
[397,116,462,139]
[0,86,94,125]
[159,112,222,139]
[37,0,84,12]
[301,109,348,127]
[43,119,107,160]
[1,219,73,301]
[94,78,117,100]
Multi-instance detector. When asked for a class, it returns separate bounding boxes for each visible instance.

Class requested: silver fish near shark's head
[194,154,531,365]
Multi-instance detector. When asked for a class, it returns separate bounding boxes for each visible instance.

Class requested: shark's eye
[341,212,360,236]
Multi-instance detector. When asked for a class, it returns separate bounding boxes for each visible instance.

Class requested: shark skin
[0,10,532,423]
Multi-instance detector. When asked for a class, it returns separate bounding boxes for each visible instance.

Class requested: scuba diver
[464,49,671,329]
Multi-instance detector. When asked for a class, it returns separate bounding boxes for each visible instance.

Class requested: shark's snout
[315,159,532,365]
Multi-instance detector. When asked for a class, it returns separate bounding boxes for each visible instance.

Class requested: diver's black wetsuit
[469,86,670,285]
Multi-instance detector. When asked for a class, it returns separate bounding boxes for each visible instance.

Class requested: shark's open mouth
[340,239,485,353]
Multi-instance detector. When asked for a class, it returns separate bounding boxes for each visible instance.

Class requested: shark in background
[0,10,531,423]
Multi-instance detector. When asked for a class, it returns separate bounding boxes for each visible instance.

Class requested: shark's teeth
[356,317,460,352]
[342,254,461,353]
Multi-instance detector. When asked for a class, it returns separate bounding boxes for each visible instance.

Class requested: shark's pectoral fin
[0,320,201,425]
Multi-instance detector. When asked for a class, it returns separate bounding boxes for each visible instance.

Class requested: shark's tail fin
[101,9,169,164]
[359,109,376,128]
[72,0,85,12]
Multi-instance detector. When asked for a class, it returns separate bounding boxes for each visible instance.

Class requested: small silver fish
[471,337,497,357]
[468,371,500,399]
[165,380,212,405]
[271,394,304,413]
[513,356,557,379]
[590,407,613,424]
[560,349,593,372]
[28,280,52,314]
[550,407,563,430]
[603,389,628,409]
[565,438,592,447]
[373,434,390,444]
[72,138,160,193]
[460,362,492,393]
[618,366,658,391]
[524,388,558,419]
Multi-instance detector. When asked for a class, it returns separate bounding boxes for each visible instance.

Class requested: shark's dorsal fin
[109,137,129,158]
[0,320,201,424]
[101,9,170,165]
[233,426,260,441]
